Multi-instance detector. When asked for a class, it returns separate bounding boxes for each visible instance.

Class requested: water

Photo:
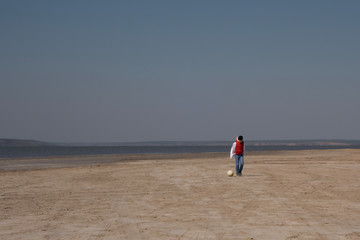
[1,142,360,159]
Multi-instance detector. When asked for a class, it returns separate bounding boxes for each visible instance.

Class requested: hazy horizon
[1,1,359,142]
[0,138,360,145]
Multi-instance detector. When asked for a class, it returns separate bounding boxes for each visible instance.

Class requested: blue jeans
[235,154,244,175]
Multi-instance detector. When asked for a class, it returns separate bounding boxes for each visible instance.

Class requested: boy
[230,136,245,176]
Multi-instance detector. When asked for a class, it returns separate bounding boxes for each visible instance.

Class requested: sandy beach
[1,149,360,240]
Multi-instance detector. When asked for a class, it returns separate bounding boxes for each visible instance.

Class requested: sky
[1,0,359,142]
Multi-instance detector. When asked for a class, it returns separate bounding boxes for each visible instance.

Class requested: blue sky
[1,1,359,142]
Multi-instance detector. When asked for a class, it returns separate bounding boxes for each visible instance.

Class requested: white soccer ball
[227,170,234,177]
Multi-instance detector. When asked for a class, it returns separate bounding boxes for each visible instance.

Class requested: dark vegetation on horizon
[1,139,360,147]
[0,139,50,147]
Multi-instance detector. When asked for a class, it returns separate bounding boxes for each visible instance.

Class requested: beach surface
[1,149,360,240]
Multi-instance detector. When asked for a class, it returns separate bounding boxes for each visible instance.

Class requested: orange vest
[235,140,244,155]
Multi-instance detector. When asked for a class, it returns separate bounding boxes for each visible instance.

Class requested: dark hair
[237,135,243,141]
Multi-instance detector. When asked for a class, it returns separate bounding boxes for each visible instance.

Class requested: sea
[1,140,360,159]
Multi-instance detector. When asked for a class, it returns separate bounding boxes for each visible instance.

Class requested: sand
[1,149,360,240]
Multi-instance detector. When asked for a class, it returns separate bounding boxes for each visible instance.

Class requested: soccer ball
[227,170,234,177]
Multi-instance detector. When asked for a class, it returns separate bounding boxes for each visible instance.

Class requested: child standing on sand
[230,136,245,176]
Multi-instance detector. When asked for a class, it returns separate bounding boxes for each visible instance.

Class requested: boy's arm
[230,142,236,159]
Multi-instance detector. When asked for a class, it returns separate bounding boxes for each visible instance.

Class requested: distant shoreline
[1,149,360,172]
[1,138,360,147]
[1,142,360,160]
[1,148,360,172]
